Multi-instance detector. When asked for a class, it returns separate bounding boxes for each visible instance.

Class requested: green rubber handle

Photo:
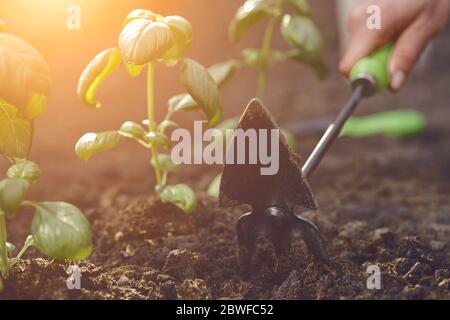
[350,43,394,93]
[341,109,426,138]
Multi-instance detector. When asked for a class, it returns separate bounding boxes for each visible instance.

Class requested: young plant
[211,0,326,101]
[0,23,92,291]
[206,0,326,196]
[75,9,222,214]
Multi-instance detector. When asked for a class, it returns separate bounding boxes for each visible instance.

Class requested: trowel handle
[350,43,394,95]
[302,44,394,178]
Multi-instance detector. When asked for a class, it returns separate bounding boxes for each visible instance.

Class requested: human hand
[339,0,450,91]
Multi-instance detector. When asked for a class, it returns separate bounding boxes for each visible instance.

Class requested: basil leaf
[0,100,32,162]
[30,202,92,260]
[163,16,193,62]
[157,120,179,133]
[119,121,146,139]
[5,242,16,258]
[119,20,173,65]
[145,131,171,149]
[168,94,199,113]
[123,9,159,26]
[168,60,239,113]
[125,63,144,77]
[286,0,311,16]
[180,58,222,126]
[229,0,278,43]
[289,48,328,79]
[281,14,323,60]
[242,48,289,68]
[151,154,178,172]
[207,60,241,88]
[7,159,41,184]
[75,131,123,161]
[159,184,197,214]
[0,178,29,217]
[77,48,121,109]
[0,33,50,118]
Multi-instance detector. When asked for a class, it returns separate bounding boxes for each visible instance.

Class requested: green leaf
[157,119,179,133]
[5,242,16,258]
[145,131,171,149]
[242,48,289,68]
[159,184,197,214]
[289,49,328,79]
[77,48,121,109]
[119,19,173,65]
[180,58,222,126]
[207,60,241,88]
[0,33,50,118]
[286,0,311,15]
[75,131,123,161]
[207,174,221,198]
[123,9,159,26]
[229,0,278,43]
[281,14,323,60]
[168,94,199,112]
[24,93,48,121]
[0,178,29,217]
[0,100,33,162]
[163,16,193,63]
[151,154,177,172]
[342,110,426,138]
[29,202,92,260]
[119,121,146,139]
[7,160,41,184]
[125,63,145,77]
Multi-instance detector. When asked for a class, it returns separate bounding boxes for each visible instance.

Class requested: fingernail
[390,71,406,91]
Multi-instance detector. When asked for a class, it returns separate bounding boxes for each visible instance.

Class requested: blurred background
[0,0,449,205]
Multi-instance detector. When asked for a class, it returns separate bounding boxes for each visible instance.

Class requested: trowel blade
[219,98,318,212]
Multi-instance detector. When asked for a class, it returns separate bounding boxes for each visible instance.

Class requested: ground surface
[1,1,449,300]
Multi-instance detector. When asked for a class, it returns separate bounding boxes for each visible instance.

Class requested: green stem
[257,0,283,100]
[147,63,163,187]
[9,235,34,269]
[0,210,8,288]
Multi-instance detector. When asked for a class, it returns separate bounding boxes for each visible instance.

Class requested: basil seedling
[207,0,326,197]
[212,0,326,101]
[0,24,92,291]
[76,9,222,214]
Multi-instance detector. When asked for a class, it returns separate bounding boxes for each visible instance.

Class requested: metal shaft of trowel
[302,83,367,179]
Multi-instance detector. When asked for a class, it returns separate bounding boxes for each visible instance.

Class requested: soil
[1,1,449,300]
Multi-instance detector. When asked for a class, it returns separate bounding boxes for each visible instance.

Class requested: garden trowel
[219,44,395,271]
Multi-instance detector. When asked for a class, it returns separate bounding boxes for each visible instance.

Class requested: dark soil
[1,1,449,300]
[2,107,450,299]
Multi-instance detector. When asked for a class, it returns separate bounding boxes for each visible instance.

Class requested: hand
[339,0,450,91]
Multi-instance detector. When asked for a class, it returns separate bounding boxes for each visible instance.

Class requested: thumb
[389,19,434,91]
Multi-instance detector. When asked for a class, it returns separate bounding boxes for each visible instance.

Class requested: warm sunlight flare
[0,0,448,304]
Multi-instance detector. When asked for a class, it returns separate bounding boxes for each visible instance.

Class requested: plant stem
[0,210,8,287]
[9,235,34,269]
[147,63,163,187]
[257,0,283,100]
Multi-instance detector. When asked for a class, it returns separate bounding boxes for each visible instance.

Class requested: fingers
[389,18,435,91]
[339,1,396,75]
[339,29,388,76]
